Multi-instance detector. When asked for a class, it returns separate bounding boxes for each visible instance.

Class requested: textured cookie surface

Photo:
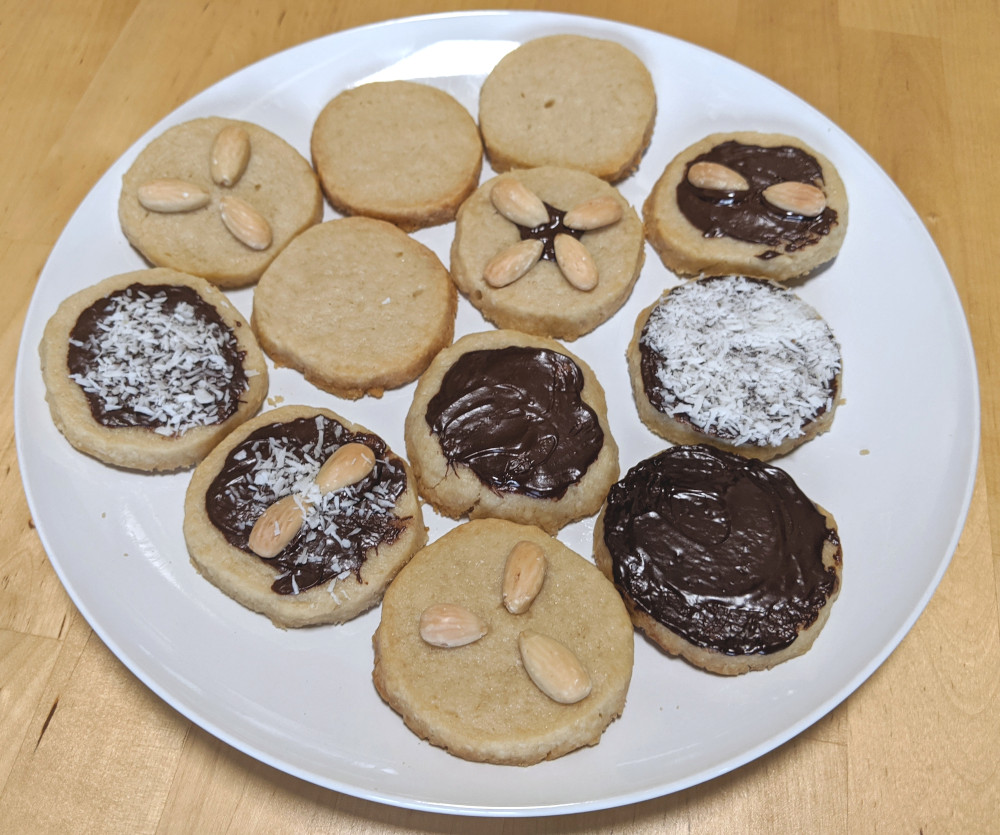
[449,166,645,340]
[119,117,323,288]
[478,35,656,182]
[594,444,842,675]
[252,216,457,399]
[627,275,842,460]
[311,81,482,231]
[643,131,848,281]
[404,329,619,534]
[39,268,268,471]
[373,518,634,765]
[183,404,426,628]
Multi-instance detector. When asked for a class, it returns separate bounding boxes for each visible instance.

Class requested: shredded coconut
[69,286,245,435]
[641,276,841,448]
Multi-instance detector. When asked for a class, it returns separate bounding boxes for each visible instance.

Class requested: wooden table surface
[2,1,997,831]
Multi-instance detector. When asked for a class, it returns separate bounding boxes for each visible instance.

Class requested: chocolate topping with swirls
[67,283,247,434]
[205,415,408,595]
[425,345,603,499]
[602,445,841,656]
[676,140,838,256]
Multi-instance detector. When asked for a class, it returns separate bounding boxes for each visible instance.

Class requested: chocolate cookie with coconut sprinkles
[627,275,842,460]
[183,405,426,628]
[39,268,268,471]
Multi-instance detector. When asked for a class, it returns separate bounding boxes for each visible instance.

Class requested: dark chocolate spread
[676,140,838,256]
[424,345,603,499]
[67,283,247,432]
[515,202,585,261]
[602,445,841,656]
[205,415,408,595]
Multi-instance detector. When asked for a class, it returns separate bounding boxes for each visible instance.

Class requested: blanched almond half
[554,234,598,291]
[420,603,487,648]
[248,494,307,558]
[483,239,544,288]
[220,195,272,250]
[762,181,827,217]
[502,541,546,615]
[314,442,376,493]
[247,442,375,558]
[490,178,550,228]
[210,124,251,187]
[563,196,623,231]
[687,161,749,192]
[137,179,210,213]
[518,630,592,704]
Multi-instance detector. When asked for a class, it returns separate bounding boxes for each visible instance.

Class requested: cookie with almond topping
[627,275,842,460]
[39,268,269,471]
[643,131,848,281]
[449,166,644,341]
[183,404,426,628]
[372,518,634,765]
[478,35,656,182]
[119,117,323,288]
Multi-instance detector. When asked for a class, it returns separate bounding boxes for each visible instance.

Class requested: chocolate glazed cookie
[594,444,842,674]
[405,329,619,534]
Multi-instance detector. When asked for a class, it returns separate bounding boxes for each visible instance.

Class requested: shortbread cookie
[479,35,656,182]
[643,131,848,281]
[373,518,634,765]
[449,166,645,340]
[404,329,618,534]
[184,405,426,628]
[119,117,323,288]
[628,275,842,460]
[595,444,842,675]
[311,81,483,231]
[39,268,268,471]
[252,217,457,399]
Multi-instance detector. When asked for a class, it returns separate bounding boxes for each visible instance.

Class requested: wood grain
[1,1,996,832]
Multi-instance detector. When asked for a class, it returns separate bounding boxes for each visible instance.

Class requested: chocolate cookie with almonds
[183,404,426,628]
[450,166,645,340]
[643,131,848,281]
[119,117,323,288]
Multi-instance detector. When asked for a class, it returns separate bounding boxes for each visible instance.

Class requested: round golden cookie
[119,117,323,288]
[627,276,842,460]
[251,216,457,399]
[39,268,268,472]
[643,131,848,281]
[594,444,843,675]
[183,404,427,628]
[404,329,619,534]
[372,518,634,765]
[310,81,483,231]
[449,166,645,341]
[478,35,657,182]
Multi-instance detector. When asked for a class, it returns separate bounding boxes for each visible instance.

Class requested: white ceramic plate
[15,11,979,817]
